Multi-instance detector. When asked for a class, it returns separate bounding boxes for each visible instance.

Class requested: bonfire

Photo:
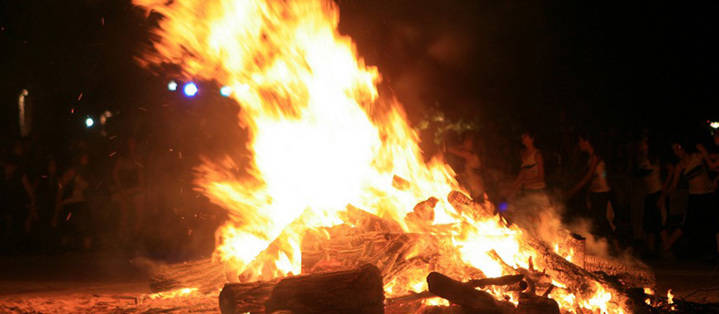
[133,0,663,313]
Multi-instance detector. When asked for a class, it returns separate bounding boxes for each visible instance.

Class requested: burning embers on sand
[134,0,655,312]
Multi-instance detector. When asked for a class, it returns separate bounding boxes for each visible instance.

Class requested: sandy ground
[0,251,718,313]
[0,252,217,313]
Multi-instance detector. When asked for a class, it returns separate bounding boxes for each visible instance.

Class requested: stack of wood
[149,189,658,313]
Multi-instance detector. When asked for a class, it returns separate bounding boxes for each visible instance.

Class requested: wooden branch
[466,274,524,288]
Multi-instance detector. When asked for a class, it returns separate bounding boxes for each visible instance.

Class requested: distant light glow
[183,82,198,97]
[710,121,719,129]
[18,89,29,137]
[498,202,508,212]
[85,117,95,128]
[220,85,232,97]
[168,80,178,91]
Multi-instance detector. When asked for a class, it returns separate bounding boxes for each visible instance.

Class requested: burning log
[405,197,438,228]
[519,237,633,309]
[447,190,494,221]
[426,272,514,314]
[584,254,655,288]
[219,280,276,314]
[219,264,384,314]
[466,274,524,288]
[515,293,560,314]
[265,264,384,314]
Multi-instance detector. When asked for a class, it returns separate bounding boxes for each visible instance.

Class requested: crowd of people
[445,126,719,262]
[0,136,218,260]
[3,122,719,263]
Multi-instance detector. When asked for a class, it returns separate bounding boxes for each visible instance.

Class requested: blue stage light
[183,82,198,97]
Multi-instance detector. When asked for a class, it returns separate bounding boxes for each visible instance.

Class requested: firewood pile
[148,190,717,313]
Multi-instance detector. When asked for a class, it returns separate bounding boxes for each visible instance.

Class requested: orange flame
[147,287,199,300]
[133,0,629,312]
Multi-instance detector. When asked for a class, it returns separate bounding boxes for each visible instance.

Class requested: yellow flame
[667,289,674,304]
[147,287,198,300]
[423,297,450,306]
[581,282,613,314]
[133,0,630,312]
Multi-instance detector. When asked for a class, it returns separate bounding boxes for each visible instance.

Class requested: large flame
[133,0,627,312]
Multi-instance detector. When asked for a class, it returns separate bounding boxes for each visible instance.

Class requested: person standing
[511,132,547,196]
[663,142,715,258]
[112,137,146,241]
[1,156,36,253]
[697,134,719,260]
[33,157,59,252]
[53,153,92,250]
[637,137,666,255]
[567,135,615,242]
[446,133,485,202]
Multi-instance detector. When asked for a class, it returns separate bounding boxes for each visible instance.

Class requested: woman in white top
[512,132,546,195]
[567,135,614,239]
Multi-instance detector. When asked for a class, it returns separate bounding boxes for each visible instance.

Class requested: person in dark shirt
[112,137,146,241]
[1,155,36,253]
[53,153,92,250]
[33,157,59,252]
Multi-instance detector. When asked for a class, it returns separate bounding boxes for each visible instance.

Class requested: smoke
[505,191,613,259]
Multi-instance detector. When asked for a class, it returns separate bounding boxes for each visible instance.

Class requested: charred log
[426,272,514,314]
[516,293,560,314]
[265,264,384,314]
[218,280,276,314]
[466,274,524,288]
[584,254,655,288]
[519,237,634,309]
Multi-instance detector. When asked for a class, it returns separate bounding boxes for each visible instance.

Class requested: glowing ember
[147,287,198,300]
[423,297,450,306]
[133,0,632,312]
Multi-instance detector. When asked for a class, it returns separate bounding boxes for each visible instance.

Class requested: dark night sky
[1,0,718,143]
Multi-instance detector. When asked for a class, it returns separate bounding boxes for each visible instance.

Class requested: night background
[2,1,718,143]
[1,0,719,312]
